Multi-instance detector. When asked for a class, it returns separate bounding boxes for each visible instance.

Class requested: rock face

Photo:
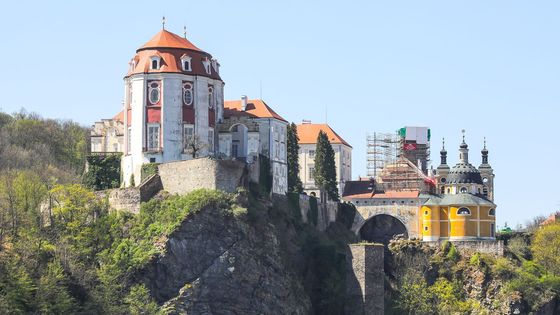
[142,206,311,315]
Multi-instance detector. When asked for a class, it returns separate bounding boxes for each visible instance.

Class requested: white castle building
[92,28,288,194]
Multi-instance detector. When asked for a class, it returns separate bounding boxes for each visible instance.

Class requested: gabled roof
[113,111,124,123]
[223,99,287,122]
[296,123,351,147]
[342,180,419,199]
[138,30,203,52]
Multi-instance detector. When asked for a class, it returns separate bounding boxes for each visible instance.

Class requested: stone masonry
[157,157,246,195]
[345,244,384,315]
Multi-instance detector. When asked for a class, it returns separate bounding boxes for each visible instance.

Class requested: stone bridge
[351,205,420,244]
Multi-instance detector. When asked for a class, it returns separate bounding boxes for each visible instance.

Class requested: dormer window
[202,58,211,75]
[150,56,161,70]
[211,59,220,74]
[181,55,192,71]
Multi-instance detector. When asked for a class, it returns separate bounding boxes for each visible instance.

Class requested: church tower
[435,138,450,194]
[121,26,224,186]
[478,138,495,201]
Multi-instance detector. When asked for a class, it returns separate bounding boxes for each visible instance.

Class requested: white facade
[90,119,124,153]
[299,143,352,197]
[122,73,224,186]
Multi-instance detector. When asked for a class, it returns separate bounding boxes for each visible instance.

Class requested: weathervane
[442,137,445,150]
[162,16,166,30]
[183,25,187,38]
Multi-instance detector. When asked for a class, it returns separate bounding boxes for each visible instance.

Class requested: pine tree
[313,131,339,201]
[287,123,303,193]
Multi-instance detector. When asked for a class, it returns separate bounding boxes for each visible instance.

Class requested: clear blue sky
[1,1,559,228]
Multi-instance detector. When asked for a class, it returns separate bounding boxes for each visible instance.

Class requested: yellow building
[421,135,496,241]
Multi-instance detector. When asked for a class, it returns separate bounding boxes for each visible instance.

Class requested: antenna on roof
[162,16,166,30]
[183,25,187,38]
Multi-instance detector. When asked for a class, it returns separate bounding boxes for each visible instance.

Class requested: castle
[91,27,289,195]
[91,27,497,245]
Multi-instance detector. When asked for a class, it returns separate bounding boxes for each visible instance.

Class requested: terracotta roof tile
[223,99,287,122]
[113,111,124,123]
[138,30,203,52]
[296,123,351,147]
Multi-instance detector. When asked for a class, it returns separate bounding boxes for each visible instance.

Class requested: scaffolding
[366,127,433,192]
[366,132,399,178]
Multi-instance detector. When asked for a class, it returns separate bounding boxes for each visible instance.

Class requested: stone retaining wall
[96,188,141,213]
[424,239,505,256]
[345,244,384,315]
[158,158,246,195]
[298,194,338,231]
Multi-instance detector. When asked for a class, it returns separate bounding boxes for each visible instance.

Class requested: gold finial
[162,16,166,30]
[183,25,187,38]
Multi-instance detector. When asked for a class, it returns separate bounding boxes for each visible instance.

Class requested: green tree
[287,123,303,193]
[36,260,76,314]
[313,131,339,201]
[532,222,560,276]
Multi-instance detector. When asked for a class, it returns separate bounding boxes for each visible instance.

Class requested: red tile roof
[126,30,221,80]
[342,180,419,199]
[113,111,124,123]
[296,123,351,147]
[138,30,203,52]
[224,99,287,122]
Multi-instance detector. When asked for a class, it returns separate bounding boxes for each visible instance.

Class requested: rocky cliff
[139,198,312,314]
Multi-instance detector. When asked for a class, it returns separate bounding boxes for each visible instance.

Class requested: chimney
[241,95,248,111]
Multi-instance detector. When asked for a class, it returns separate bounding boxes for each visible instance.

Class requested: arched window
[460,187,468,194]
[183,82,193,105]
[148,82,160,104]
[440,186,445,194]
[489,209,495,216]
[208,86,214,109]
[181,55,192,71]
[483,187,488,197]
[457,207,471,215]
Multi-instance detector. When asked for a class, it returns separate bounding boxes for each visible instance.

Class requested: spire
[440,137,448,165]
[183,25,187,38]
[459,130,469,163]
[162,16,166,30]
[481,137,489,165]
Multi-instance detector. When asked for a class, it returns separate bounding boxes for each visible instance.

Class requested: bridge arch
[358,214,408,245]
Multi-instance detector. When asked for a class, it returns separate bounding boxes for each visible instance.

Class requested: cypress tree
[287,123,303,193]
[313,131,339,201]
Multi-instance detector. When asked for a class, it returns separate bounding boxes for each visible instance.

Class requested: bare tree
[184,135,206,159]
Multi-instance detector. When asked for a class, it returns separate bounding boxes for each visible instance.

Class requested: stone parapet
[424,239,504,256]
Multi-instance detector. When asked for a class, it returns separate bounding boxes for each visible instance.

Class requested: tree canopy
[287,123,303,194]
[313,131,339,201]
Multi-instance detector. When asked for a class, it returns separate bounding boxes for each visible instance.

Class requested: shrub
[531,222,560,276]
[446,243,459,262]
[140,163,159,183]
[308,196,318,226]
[336,202,356,229]
[491,257,517,279]
[82,154,121,190]
[287,192,302,219]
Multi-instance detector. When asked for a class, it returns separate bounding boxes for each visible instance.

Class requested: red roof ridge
[138,29,204,53]
[224,99,287,122]
[296,123,351,147]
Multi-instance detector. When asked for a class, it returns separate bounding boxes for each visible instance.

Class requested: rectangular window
[183,124,194,151]
[309,150,315,157]
[491,223,495,237]
[127,128,131,153]
[208,128,214,153]
[147,124,160,150]
[308,166,315,181]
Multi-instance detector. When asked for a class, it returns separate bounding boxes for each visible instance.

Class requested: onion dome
[447,162,483,184]
[126,29,221,80]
